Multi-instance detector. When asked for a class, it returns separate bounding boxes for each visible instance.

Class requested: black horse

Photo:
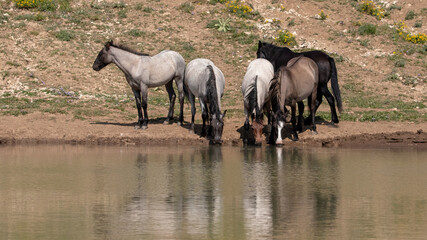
[257,41,342,124]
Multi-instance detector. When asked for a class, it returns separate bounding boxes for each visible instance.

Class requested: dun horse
[184,58,226,145]
[92,40,185,129]
[241,58,274,145]
[270,56,319,144]
[257,41,342,124]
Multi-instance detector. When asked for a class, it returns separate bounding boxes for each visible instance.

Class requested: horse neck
[110,47,144,76]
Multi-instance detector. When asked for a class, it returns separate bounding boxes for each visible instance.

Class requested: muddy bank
[0,113,426,149]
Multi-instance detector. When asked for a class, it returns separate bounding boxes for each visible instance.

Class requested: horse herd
[92,40,342,145]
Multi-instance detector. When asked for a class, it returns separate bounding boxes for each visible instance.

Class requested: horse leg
[297,101,304,133]
[243,116,250,145]
[305,88,322,125]
[291,104,298,141]
[310,89,318,134]
[175,77,185,126]
[140,85,149,129]
[133,89,143,129]
[200,101,208,137]
[321,85,339,124]
[188,92,196,134]
[164,81,176,125]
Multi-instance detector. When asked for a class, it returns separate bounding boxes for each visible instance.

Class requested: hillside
[0,0,426,146]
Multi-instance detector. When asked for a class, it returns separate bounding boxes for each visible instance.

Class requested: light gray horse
[241,58,274,145]
[270,56,319,144]
[92,40,185,129]
[184,58,226,144]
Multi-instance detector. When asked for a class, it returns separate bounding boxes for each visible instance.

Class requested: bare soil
[1,112,426,148]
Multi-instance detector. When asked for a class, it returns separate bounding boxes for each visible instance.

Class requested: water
[0,145,426,239]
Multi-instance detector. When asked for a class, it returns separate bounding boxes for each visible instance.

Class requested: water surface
[0,145,426,239]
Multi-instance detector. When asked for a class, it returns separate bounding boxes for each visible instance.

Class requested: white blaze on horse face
[276,120,284,144]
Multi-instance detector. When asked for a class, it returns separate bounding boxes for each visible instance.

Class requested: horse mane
[107,41,149,56]
[206,65,221,119]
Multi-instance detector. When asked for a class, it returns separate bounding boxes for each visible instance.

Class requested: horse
[269,56,319,144]
[257,41,342,124]
[241,58,274,145]
[92,40,185,129]
[184,58,226,145]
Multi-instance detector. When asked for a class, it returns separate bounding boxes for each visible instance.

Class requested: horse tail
[206,65,220,119]
[247,76,261,120]
[182,68,189,102]
[268,71,282,114]
[328,57,343,113]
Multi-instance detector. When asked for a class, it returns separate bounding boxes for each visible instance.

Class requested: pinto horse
[241,58,274,145]
[257,41,342,124]
[92,41,185,129]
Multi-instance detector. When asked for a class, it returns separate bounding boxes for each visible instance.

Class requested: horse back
[286,57,318,102]
[185,59,224,100]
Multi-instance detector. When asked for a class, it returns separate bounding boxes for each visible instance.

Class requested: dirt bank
[1,113,426,149]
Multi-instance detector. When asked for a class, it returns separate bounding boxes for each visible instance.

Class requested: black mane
[107,41,149,56]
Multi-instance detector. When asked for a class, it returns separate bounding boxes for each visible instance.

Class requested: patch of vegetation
[357,0,385,20]
[178,2,195,14]
[358,23,376,35]
[405,10,416,20]
[128,29,145,37]
[225,0,261,19]
[54,29,74,41]
[275,30,297,46]
[214,18,232,32]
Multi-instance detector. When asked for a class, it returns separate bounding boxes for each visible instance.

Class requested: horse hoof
[177,122,182,126]
[292,138,299,142]
[141,125,148,130]
[134,125,141,130]
[189,129,194,134]
[275,140,283,145]
[311,130,318,135]
[163,120,171,125]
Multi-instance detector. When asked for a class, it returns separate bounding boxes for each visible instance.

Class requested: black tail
[248,76,261,120]
[206,65,220,119]
[328,57,343,113]
[182,68,189,102]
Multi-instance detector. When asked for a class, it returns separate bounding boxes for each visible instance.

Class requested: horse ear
[258,40,263,49]
[222,110,227,118]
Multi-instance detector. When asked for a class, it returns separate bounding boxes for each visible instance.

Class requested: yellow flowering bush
[358,0,385,20]
[275,30,297,46]
[225,0,260,19]
[15,0,39,9]
[395,21,426,44]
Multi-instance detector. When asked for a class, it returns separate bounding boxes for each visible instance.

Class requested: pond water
[0,145,426,239]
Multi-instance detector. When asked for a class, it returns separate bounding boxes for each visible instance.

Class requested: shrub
[214,18,231,32]
[358,0,385,20]
[179,2,194,14]
[405,10,416,20]
[318,10,328,20]
[225,0,260,19]
[395,21,426,44]
[55,29,74,41]
[275,30,297,46]
[358,23,377,35]
[14,0,56,11]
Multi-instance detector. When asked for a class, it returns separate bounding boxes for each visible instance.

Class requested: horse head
[210,110,227,145]
[252,118,264,144]
[92,40,114,71]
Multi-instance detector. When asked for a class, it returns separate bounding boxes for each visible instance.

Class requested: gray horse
[184,58,226,144]
[241,58,274,145]
[270,56,319,144]
[92,40,185,129]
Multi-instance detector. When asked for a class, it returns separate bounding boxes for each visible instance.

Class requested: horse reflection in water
[108,147,338,239]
